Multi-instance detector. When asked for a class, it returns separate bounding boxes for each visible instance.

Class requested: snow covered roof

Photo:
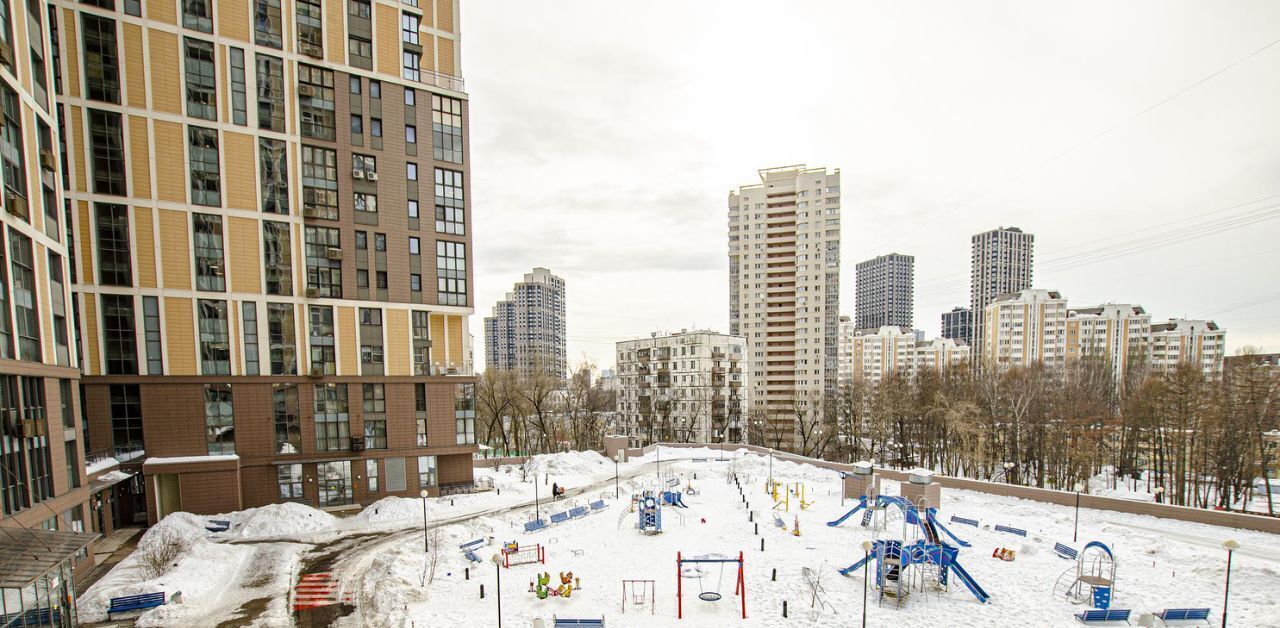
[85,457,119,476]
[143,454,240,466]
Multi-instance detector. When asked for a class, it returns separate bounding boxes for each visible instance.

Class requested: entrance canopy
[0,529,97,589]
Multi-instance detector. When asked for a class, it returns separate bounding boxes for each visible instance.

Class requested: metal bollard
[465,567,469,580]
[760,538,765,551]
[480,584,485,598]
[772,568,777,582]
[783,600,788,618]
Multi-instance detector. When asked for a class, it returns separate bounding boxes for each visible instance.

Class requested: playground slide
[837,552,874,576]
[947,560,991,604]
[926,512,972,548]
[826,502,866,527]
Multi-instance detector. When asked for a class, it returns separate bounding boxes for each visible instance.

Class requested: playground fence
[503,544,546,568]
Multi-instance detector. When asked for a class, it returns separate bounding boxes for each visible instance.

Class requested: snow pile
[222,502,338,538]
[522,450,613,477]
[85,457,120,475]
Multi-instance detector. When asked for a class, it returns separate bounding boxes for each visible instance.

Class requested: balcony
[420,68,466,92]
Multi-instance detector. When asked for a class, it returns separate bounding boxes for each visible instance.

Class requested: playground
[75,448,1280,627]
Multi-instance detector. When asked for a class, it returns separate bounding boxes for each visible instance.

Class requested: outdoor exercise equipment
[676,551,746,619]
[502,542,546,568]
[621,579,655,614]
[1052,541,1118,609]
[827,495,971,548]
[840,539,990,607]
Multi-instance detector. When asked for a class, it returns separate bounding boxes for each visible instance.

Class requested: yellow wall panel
[218,0,249,42]
[447,315,464,367]
[223,132,256,210]
[82,295,99,376]
[148,30,182,115]
[374,4,399,76]
[164,297,196,375]
[226,217,261,293]
[325,0,345,65]
[158,209,192,290]
[134,207,157,288]
[429,314,445,366]
[338,307,357,375]
[76,201,93,281]
[438,38,456,77]
[146,0,176,24]
[122,23,147,109]
[385,309,409,376]
[437,0,455,33]
[62,9,80,99]
[421,34,436,74]
[153,121,186,203]
[69,107,86,193]
[128,116,152,198]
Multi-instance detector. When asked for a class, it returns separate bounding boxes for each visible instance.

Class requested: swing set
[621,579,655,614]
[676,551,746,619]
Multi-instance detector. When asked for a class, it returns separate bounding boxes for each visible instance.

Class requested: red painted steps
[292,572,354,611]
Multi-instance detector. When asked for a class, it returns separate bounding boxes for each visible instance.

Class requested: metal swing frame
[621,579,655,615]
[676,551,746,620]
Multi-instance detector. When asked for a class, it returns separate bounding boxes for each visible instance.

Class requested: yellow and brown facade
[53,0,476,522]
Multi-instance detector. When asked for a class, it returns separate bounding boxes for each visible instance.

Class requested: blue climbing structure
[638,495,663,534]
[827,495,971,548]
[839,539,990,604]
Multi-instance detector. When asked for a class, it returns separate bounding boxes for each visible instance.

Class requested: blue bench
[568,506,588,518]
[459,538,487,563]
[554,616,605,627]
[995,524,1027,537]
[589,500,606,512]
[523,519,547,533]
[0,608,60,625]
[950,516,979,527]
[550,511,570,524]
[1075,609,1131,624]
[1055,542,1079,560]
[205,519,231,532]
[1155,608,1211,624]
[108,592,167,618]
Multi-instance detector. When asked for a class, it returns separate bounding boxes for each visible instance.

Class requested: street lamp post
[1073,482,1084,543]
[419,490,430,553]
[1222,539,1239,627]
[860,540,873,627]
[614,452,621,499]
[489,553,504,628]
[768,448,774,488]
[534,475,541,523]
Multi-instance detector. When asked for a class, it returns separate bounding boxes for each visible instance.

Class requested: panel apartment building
[728,166,840,448]
[484,267,567,384]
[848,326,970,385]
[854,252,913,330]
[57,0,477,523]
[970,227,1034,360]
[615,330,746,446]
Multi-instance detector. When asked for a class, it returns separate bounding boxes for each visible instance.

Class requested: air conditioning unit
[350,437,366,453]
[352,169,364,179]
[39,150,57,170]
[365,171,378,181]
[207,263,223,276]
[4,192,25,219]
[326,248,343,260]
[298,84,317,97]
[304,287,321,298]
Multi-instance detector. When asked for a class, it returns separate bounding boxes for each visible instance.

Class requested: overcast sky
[460,0,1280,372]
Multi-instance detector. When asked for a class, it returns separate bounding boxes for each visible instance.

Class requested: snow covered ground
[79,448,1280,627]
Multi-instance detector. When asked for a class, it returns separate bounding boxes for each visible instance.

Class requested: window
[204,384,234,455]
[436,240,467,306]
[455,383,476,445]
[412,312,431,375]
[409,237,420,255]
[64,441,80,490]
[21,378,52,504]
[366,459,378,492]
[8,233,39,361]
[256,55,285,131]
[254,0,283,48]
[354,193,377,214]
[402,50,420,81]
[302,146,338,219]
[1,378,28,515]
[355,231,367,250]
[298,64,335,140]
[183,0,213,33]
[88,110,125,195]
[406,162,417,180]
[314,384,350,451]
[229,48,247,125]
[370,80,381,99]
[432,95,463,164]
[296,0,323,52]
[415,383,428,445]
[263,220,293,295]
[376,271,387,289]
[192,213,225,291]
[47,253,69,365]
[277,463,302,500]
[404,87,415,107]
[408,199,419,218]
[95,203,131,285]
[267,303,297,375]
[417,455,436,488]
[348,36,372,61]
[349,0,371,18]
[317,460,352,506]
[273,384,300,454]
[188,127,221,206]
[100,294,136,375]
[434,168,464,234]
[198,299,230,375]
[405,124,416,144]
[353,153,376,176]
[308,305,335,374]
[184,38,217,120]
[305,227,341,297]
[375,233,386,251]
[81,14,119,103]
[143,296,163,374]
[0,85,25,204]
[243,302,260,375]
[260,138,289,213]
[350,114,363,135]
[363,384,386,449]
[60,380,74,429]
[356,269,368,288]
[109,384,142,451]
[370,118,382,137]
[401,12,420,44]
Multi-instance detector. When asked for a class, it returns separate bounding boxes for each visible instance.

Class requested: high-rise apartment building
[982,289,1067,369]
[941,306,971,343]
[1150,319,1227,378]
[615,330,746,446]
[849,326,969,385]
[855,253,913,330]
[0,0,101,600]
[58,0,477,523]
[970,227,1034,358]
[483,267,566,383]
[728,166,840,448]
[837,315,855,389]
[1065,304,1151,385]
